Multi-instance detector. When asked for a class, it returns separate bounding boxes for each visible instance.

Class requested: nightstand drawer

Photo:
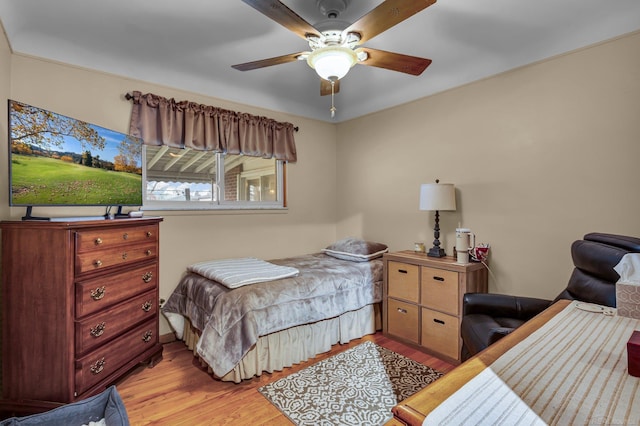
[421,266,459,314]
[388,261,419,302]
[387,298,419,344]
[421,308,459,360]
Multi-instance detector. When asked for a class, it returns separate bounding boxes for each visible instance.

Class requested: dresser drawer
[76,242,157,275]
[387,298,419,344]
[388,261,420,303]
[75,289,157,355]
[76,263,158,318]
[76,224,158,253]
[421,308,459,360]
[421,266,459,315]
[75,319,158,395]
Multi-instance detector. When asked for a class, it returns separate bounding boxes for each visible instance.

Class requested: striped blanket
[187,257,299,288]
[424,301,640,425]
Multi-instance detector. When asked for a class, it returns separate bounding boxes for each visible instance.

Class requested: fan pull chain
[330,80,336,118]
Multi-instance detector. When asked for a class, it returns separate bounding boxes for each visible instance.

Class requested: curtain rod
[125,92,299,132]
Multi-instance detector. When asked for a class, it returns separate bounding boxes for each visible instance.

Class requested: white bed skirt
[180,303,382,383]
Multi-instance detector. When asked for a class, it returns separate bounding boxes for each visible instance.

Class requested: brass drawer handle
[146,250,152,256]
[90,357,105,375]
[90,322,106,337]
[433,276,445,281]
[122,252,128,260]
[90,286,106,301]
[122,233,128,240]
[142,330,153,343]
[142,272,153,283]
[397,307,408,314]
[146,231,152,238]
[94,260,103,267]
[94,237,102,245]
[142,301,153,312]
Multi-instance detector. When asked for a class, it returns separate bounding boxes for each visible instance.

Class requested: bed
[161,238,387,382]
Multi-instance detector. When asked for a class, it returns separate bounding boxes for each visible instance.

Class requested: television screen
[8,100,143,207]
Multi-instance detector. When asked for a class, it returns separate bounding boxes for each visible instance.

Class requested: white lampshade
[307,46,357,81]
[419,183,456,211]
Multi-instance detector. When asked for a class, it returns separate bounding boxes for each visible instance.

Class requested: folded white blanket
[187,257,299,289]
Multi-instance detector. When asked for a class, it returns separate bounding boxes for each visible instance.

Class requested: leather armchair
[460,233,640,361]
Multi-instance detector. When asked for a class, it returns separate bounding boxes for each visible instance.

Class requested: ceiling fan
[232,0,436,117]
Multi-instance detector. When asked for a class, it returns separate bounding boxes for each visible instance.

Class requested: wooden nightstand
[383,251,488,364]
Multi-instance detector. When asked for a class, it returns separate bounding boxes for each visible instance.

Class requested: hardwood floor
[114,332,456,425]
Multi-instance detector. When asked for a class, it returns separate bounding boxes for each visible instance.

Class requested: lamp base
[427,246,446,258]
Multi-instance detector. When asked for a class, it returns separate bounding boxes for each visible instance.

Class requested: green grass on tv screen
[11,154,142,206]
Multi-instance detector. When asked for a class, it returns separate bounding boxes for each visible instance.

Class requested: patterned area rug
[258,341,443,426]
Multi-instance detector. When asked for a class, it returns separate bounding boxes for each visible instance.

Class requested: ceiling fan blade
[232,52,305,71]
[358,48,432,76]
[241,0,321,40]
[320,79,340,96]
[343,0,436,44]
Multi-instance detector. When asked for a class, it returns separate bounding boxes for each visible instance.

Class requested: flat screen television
[8,100,143,220]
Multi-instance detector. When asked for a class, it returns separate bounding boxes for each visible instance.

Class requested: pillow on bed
[322,237,388,262]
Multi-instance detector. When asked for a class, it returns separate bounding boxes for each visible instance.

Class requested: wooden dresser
[0,217,163,415]
[383,251,488,364]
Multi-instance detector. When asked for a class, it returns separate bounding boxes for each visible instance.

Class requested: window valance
[127,91,297,162]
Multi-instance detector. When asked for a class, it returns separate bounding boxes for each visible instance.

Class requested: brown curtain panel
[128,91,297,162]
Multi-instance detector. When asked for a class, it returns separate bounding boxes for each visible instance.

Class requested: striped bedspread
[187,257,299,288]
[424,301,640,425]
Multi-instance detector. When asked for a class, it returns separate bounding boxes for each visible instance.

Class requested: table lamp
[419,180,456,257]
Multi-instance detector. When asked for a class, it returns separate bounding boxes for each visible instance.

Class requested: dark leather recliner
[460,233,640,361]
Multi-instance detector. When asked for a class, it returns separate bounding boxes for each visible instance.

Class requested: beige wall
[2,30,639,335]
[4,55,338,334]
[0,24,10,220]
[336,31,640,299]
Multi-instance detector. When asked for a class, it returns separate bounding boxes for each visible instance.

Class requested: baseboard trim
[160,332,177,344]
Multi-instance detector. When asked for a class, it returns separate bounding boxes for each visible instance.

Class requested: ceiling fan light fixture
[307,46,357,81]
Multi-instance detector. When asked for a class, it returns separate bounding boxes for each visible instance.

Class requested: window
[143,145,285,210]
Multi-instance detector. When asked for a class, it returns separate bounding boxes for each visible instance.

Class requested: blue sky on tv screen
[58,125,138,165]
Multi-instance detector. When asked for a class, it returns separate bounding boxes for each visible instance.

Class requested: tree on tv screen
[9,100,141,174]
[9,100,106,151]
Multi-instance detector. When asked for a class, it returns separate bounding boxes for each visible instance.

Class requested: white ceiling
[1,0,639,123]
